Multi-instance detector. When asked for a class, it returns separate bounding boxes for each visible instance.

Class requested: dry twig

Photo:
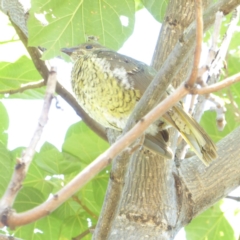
[0,68,57,228]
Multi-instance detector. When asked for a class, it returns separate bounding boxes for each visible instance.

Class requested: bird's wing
[95,50,156,96]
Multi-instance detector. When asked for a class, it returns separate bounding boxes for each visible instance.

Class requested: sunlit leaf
[28,0,135,59]
[0,56,42,91]
[62,122,109,164]
[36,142,82,175]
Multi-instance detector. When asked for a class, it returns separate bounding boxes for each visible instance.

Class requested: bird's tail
[163,105,217,166]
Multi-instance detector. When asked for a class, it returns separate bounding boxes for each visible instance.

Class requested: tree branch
[179,126,240,218]
[186,0,203,88]
[0,68,57,228]
[193,72,240,94]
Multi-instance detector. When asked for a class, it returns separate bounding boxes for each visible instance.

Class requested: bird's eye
[85,45,93,49]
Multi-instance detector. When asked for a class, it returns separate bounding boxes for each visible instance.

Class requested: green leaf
[13,215,63,240]
[0,102,9,146]
[78,169,109,216]
[0,56,42,92]
[200,107,240,143]
[28,0,135,60]
[0,142,13,196]
[35,215,63,240]
[59,214,89,239]
[14,187,45,212]
[141,0,168,22]
[36,142,82,175]
[185,202,235,240]
[62,121,109,164]
[52,198,83,220]
[227,55,240,76]
[24,158,54,198]
[0,55,45,99]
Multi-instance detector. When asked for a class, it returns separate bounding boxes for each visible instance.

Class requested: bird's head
[61,43,107,61]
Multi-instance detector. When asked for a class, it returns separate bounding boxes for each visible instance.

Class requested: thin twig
[72,225,96,240]
[0,234,22,240]
[0,68,57,228]
[193,72,240,94]
[225,196,240,201]
[0,39,19,44]
[0,80,45,95]
[186,0,203,88]
[192,11,224,122]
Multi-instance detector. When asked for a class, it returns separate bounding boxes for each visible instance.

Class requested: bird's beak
[61,47,79,56]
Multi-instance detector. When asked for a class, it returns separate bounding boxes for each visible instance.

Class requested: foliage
[0,0,240,239]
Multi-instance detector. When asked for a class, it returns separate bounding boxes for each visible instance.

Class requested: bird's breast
[71,55,141,130]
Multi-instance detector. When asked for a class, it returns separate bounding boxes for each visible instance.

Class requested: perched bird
[61,43,217,166]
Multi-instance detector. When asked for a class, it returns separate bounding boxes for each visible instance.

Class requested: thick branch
[179,126,240,218]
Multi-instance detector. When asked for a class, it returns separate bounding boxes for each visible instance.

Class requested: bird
[61,42,217,166]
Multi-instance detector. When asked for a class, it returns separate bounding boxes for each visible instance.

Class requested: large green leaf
[185,202,235,240]
[0,102,9,146]
[24,160,54,198]
[62,121,109,164]
[14,186,45,212]
[77,168,109,217]
[52,198,83,220]
[59,213,89,239]
[13,215,63,240]
[36,142,82,175]
[0,55,45,99]
[28,0,135,60]
[0,56,42,91]
[141,0,168,22]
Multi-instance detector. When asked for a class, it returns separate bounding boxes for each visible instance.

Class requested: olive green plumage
[62,43,217,166]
